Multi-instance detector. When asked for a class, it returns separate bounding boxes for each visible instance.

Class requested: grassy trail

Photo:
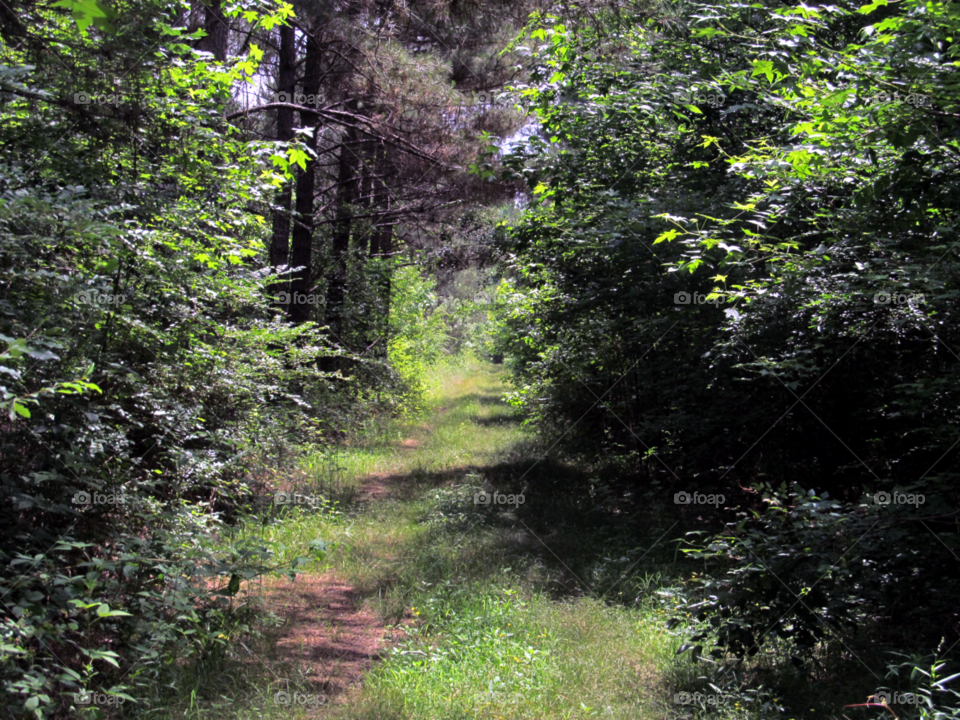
[313,359,687,720]
[173,360,690,720]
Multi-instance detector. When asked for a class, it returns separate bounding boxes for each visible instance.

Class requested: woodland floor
[204,360,685,720]
[252,362,532,716]
[166,361,874,720]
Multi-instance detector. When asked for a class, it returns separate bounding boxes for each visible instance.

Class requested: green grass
[142,356,886,720]
[257,357,692,720]
[339,592,678,720]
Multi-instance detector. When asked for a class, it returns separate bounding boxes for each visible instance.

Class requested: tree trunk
[369,141,392,259]
[350,138,379,348]
[369,141,394,359]
[326,115,361,343]
[199,0,227,62]
[355,138,376,256]
[288,29,323,324]
[269,25,296,306]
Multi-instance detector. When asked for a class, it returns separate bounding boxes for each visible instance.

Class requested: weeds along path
[212,359,686,720]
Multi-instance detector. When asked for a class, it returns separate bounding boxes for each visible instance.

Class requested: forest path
[248,360,678,720]
[253,360,531,716]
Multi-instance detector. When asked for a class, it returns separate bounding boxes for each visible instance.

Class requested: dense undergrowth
[489,0,960,715]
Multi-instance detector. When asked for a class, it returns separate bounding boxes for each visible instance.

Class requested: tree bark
[369,140,393,359]
[369,141,393,259]
[270,25,296,305]
[355,138,376,256]
[199,0,228,62]
[288,28,323,324]
[326,113,362,342]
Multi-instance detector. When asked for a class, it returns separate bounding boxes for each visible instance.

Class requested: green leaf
[52,0,117,33]
[654,229,681,244]
[287,147,308,170]
[692,27,724,38]
[96,603,132,618]
[751,60,776,83]
[858,0,888,14]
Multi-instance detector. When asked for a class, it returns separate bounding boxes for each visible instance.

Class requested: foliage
[670,484,960,675]
[387,266,449,405]
[498,0,960,488]
[878,654,960,720]
[0,0,372,715]
[495,0,960,676]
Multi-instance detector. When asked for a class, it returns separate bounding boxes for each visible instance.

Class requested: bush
[676,486,960,664]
